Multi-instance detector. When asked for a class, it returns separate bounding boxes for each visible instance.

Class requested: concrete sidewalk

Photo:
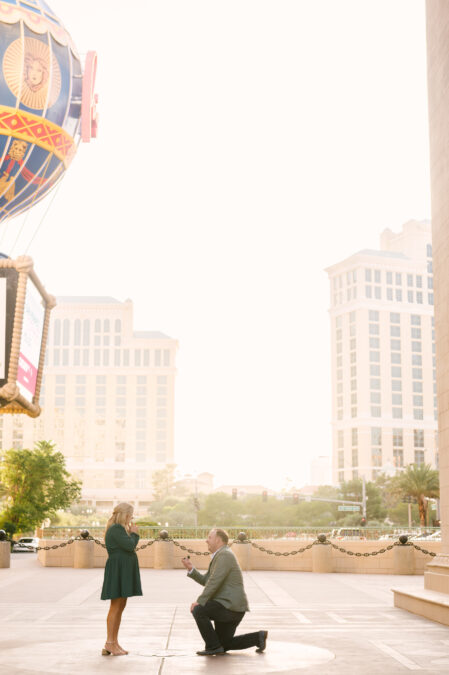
[1,553,449,674]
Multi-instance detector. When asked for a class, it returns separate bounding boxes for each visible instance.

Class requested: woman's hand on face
[129,522,139,534]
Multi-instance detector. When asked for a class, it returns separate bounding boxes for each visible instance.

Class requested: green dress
[101,524,142,600]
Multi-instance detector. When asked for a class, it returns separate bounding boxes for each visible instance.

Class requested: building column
[393,0,449,622]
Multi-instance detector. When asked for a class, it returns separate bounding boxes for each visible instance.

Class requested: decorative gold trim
[0,254,54,418]
[0,105,76,166]
[0,2,79,58]
[33,285,55,406]
[6,255,30,386]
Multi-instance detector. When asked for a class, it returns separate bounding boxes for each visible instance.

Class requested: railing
[41,525,441,541]
[13,530,438,559]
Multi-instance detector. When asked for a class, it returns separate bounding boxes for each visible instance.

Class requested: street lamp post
[350,462,399,523]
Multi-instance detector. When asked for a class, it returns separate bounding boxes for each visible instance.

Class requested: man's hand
[190,602,199,612]
[182,556,193,571]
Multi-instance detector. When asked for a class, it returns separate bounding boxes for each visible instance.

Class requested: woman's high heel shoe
[102,641,122,656]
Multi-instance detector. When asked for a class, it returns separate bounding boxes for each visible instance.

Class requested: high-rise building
[0,296,178,513]
[326,220,437,484]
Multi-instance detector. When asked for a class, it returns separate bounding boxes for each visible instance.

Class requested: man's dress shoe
[256,630,268,652]
[196,646,225,656]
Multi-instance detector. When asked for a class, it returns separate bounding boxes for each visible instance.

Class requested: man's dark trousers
[192,600,261,651]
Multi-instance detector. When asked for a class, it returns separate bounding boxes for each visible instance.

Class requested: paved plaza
[2,554,449,674]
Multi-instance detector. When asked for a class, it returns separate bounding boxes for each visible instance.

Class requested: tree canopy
[0,440,82,536]
[144,473,434,529]
[151,464,178,502]
[391,463,439,526]
[339,478,386,522]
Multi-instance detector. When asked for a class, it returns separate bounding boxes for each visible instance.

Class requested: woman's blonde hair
[105,502,134,535]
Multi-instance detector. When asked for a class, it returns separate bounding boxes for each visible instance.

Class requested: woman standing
[101,502,142,656]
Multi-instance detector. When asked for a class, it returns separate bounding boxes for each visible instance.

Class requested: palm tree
[393,464,439,526]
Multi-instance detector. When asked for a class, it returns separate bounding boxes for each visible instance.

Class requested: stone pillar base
[312,543,333,573]
[154,541,174,569]
[0,541,10,568]
[393,586,449,626]
[394,544,415,574]
[424,553,449,594]
[233,543,252,570]
[393,554,449,626]
[73,540,94,568]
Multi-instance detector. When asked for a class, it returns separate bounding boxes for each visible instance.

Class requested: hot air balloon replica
[0,0,97,416]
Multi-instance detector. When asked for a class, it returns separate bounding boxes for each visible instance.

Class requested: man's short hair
[214,528,229,545]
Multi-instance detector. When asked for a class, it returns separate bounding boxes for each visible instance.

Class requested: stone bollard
[233,543,252,570]
[312,537,333,573]
[73,540,94,568]
[394,543,415,575]
[154,540,174,569]
[0,541,10,568]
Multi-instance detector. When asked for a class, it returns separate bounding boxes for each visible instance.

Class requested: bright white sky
[0,0,431,490]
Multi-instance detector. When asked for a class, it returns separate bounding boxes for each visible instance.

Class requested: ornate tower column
[426,0,449,559]
[393,1,449,623]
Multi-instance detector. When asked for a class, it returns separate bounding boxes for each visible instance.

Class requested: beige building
[0,297,178,513]
[175,472,214,495]
[326,220,437,484]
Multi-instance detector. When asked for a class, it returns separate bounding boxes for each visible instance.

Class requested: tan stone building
[0,296,178,513]
[175,472,214,495]
[326,220,437,484]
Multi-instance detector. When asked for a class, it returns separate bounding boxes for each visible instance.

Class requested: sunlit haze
[0,0,430,490]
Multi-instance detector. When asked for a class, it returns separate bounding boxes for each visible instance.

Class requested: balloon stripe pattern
[0,0,82,225]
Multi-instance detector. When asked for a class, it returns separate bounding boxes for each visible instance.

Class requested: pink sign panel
[18,279,45,402]
[18,352,37,397]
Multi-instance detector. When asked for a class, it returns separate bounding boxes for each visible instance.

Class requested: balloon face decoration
[0,0,97,224]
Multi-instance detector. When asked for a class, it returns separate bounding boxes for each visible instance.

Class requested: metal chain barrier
[38,538,77,551]
[408,541,437,557]
[15,537,79,551]
[246,540,315,556]
[5,530,437,557]
[329,537,436,558]
[328,541,396,557]
[232,533,437,558]
[172,539,210,556]
[135,539,156,551]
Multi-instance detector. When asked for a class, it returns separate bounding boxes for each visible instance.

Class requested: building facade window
[414,450,425,465]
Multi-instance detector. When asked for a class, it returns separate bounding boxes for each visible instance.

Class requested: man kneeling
[182,528,268,656]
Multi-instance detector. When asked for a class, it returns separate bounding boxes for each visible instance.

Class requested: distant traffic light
[232,488,237,500]
[193,497,200,510]
[360,517,366,527]
[262,490,268,502]
[292,493,299,504]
